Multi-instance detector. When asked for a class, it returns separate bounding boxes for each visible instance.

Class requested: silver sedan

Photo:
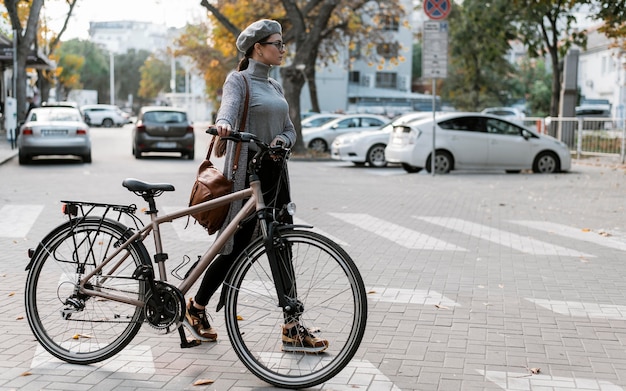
[17,107,92,165]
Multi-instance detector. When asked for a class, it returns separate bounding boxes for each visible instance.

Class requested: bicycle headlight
[286,202,296,216]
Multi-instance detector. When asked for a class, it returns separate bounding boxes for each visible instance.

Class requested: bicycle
[24,128,368,389]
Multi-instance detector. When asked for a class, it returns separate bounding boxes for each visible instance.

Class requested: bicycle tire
[223,229,367,389]
[25,217,150,364]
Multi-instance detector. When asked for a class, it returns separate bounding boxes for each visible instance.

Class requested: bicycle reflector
[62,203,78,216]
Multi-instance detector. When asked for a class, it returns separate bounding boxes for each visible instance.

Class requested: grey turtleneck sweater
[215,59,296,148]
[214,59,296,253]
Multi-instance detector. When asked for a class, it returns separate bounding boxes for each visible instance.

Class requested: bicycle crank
[144,281,185,334]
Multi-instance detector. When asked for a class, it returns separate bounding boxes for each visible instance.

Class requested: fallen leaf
[20,372,31,377]
[16,316,23,320]
[72,333,93,340]
[435,304,449,310]
[193,379,215,386]
[529,367,541,374]
[236,315,244,321]
[582,228,591,232]
[8,292,15,297]
[599,231,611,237]
[367,290,377,294]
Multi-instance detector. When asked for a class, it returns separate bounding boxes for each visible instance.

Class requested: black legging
[194,155,292,307]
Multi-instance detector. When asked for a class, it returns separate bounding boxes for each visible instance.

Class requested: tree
[512,0,589,118]
[196,0,405,153]
[138,55,171,101]
[4,0,43,122]
[37,0,79,103]
[440,0,517,111]
[56,39,109,101]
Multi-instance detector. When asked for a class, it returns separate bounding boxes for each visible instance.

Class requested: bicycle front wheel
[25,217,150,364]
[224,229,367,389]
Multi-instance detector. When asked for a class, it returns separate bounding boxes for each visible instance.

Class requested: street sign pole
[422,19,448,176]
[423,0,450,175]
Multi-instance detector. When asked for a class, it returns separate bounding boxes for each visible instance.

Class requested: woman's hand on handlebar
[215,123,232,137]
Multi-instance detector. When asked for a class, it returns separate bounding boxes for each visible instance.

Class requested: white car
[385,112,571,174]
[302,114,387,153]
[81,104,131,127]
[331,112,433,167]
[301,113,344,128]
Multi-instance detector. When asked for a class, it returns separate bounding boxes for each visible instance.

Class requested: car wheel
[425,151,453,174]
[102,118,114,128]
[366,144,387,168]
[532,151,559,173]
[18,151,30,165]
[308,138,328,153]
[401,163,422,173]
[133,146,142,159]
[186,150,195,160]
[82,153,92,163]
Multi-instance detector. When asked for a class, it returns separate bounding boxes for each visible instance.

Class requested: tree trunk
[280,66,306,154]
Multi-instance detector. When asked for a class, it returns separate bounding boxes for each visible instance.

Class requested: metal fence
[522,116,626,163]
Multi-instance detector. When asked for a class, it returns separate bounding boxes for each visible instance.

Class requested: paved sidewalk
[0,131,18,165]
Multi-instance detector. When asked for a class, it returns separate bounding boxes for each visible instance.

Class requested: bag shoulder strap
[205,73,248,170]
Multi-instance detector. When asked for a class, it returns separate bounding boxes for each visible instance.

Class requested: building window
[349,71,360,84]
[376,72,397,89]
[381,14,400,31]
[377,42,399,59]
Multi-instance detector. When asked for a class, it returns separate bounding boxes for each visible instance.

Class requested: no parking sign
[423,0,451,20]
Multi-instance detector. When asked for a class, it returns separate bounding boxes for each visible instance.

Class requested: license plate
[42,129,68,136]
[156,142,177,148]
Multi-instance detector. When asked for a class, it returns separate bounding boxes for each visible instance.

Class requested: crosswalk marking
[257,356,402,390]
[512,220,626,252]
[417,216,594,257]
[293,217,349,246]
[0,204,44,237]
[329,213,466,251]
[32,344,155,374]
[368,287,460,307]
[525,298,626,320]
[477,370,623,391]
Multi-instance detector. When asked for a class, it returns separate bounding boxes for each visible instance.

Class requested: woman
[185,19,328,353]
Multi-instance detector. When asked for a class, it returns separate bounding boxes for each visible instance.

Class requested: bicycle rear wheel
[223,229,367,389]
[25,217,150,364]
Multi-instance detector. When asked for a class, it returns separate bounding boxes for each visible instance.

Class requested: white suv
[81,104,130,127]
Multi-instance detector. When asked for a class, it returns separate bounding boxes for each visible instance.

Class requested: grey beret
[236,19,282,53]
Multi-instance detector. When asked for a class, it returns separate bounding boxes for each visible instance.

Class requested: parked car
[481,107,525,125]
[132,106,194,159]
[575,104,613,130]
[385,112,571,174]
[302,114,387,153]
[301,113,344,128]
[331,112,432,167]
[81,104,131,127]
[17,106,92,164]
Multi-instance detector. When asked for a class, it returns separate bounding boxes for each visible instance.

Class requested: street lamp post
[109,52,115,105]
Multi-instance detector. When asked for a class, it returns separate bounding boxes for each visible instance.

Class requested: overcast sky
[43,0,206,40]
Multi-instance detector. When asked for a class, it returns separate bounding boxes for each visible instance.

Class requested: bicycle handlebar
[206,126,289,156]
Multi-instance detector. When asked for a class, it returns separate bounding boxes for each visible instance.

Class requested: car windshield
[143,111,186,123]
[30,109,82,122]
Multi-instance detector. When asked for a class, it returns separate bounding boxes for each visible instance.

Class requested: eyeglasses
[260,41,286,50]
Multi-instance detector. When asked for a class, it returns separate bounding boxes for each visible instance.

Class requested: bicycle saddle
[122,178,175,193]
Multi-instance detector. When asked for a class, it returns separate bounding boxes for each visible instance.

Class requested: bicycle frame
[78,178,266,307]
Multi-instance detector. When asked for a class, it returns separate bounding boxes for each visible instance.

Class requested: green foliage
[138,55,171,100]
[114,49,152,105]
[57,39,109,100]
[440,0,516,111]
